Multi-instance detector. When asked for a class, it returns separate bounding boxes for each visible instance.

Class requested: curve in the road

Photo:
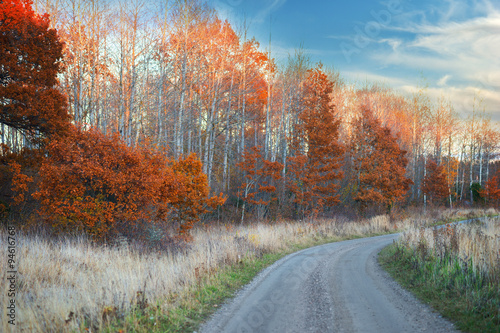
[201,233,459,333]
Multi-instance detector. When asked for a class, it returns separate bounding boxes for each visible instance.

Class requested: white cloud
[438,74,451,86]
[420,86,500,122]
[379,38,402,51]
[408,14,500,58]
[343,70,500,122]
[380,13,500,73]
[360,1,500,122]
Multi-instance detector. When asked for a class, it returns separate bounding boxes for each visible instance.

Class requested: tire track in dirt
[201,233,458,333]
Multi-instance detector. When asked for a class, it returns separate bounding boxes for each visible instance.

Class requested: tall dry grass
[0,208,494,332]
[397,210,500,281]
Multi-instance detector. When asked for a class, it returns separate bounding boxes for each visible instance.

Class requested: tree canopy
[0,0,70,145]
[351,105,412,212]
[288,65,344,218]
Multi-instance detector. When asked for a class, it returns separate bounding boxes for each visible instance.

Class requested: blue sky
[211,0,500,122]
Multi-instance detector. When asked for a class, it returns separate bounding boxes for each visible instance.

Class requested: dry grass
[0,208,494,332]
[397,209,500,281]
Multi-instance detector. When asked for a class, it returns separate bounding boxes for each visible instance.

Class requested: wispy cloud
[253,0,288,23]
[379,38,402,51]
[438,74,452,86]
[212,0,288,34]
[360,0,500,119]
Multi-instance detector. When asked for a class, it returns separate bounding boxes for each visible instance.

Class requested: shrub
[33,128,224,241]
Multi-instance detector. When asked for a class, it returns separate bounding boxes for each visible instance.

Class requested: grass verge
[379,231,500,332]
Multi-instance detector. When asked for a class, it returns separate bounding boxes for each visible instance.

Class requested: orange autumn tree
[422,159,449,205]
[34,128,224,241]
[0,0,70,144]
[480,175,500,207]
[288,65,344,219]
[237,146,283,221]
[170,153,226,236]
[351,105,412,213]
[0,0,72,222]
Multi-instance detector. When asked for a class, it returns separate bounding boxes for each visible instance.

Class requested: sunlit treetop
[0,0,70,145]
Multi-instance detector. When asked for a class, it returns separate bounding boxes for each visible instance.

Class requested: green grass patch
[379,244,500,333]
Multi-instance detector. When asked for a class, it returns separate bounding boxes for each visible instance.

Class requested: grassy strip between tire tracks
[379,234,500,332]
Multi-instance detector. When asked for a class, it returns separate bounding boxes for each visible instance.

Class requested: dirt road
[200,233,458,333]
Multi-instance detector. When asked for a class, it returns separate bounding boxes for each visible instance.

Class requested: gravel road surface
[200,233,459,333]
